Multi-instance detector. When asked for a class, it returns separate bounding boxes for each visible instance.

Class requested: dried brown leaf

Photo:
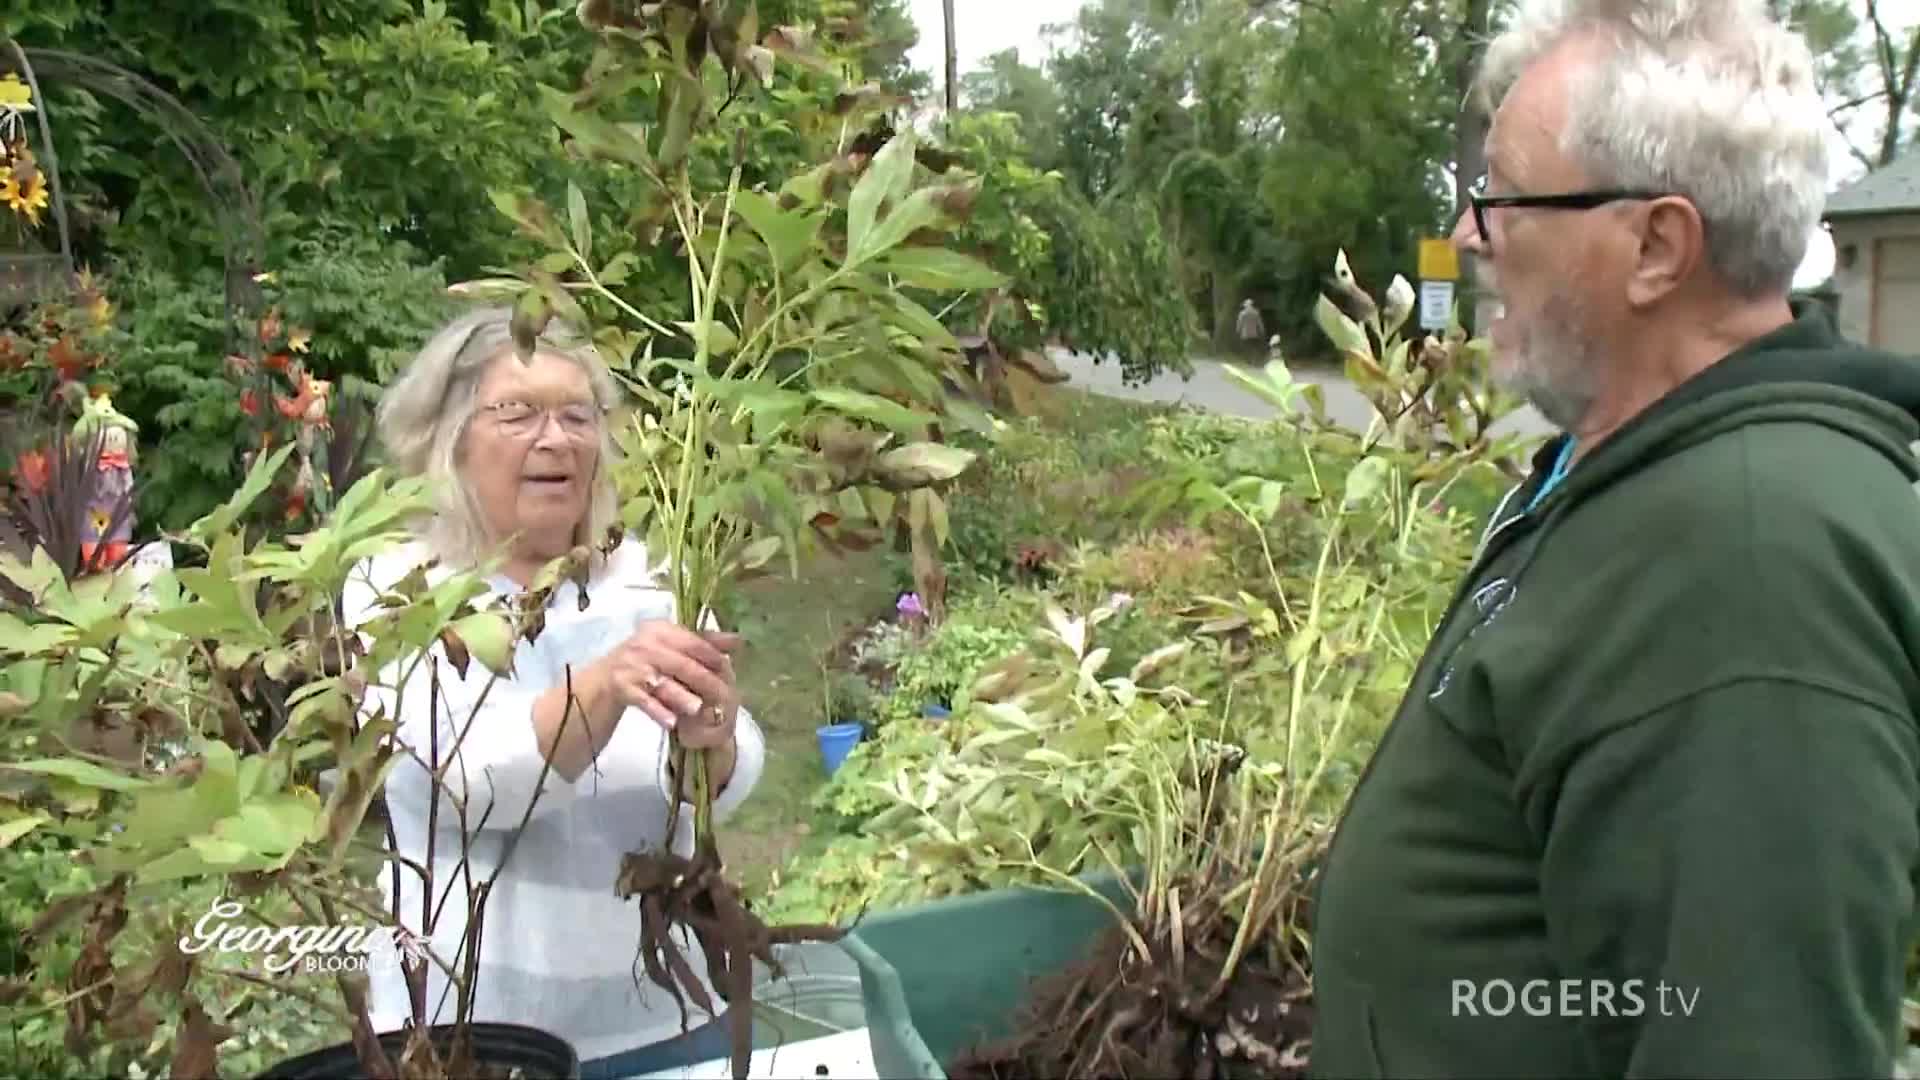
[437,627,471,679]
[167,997,233,1080]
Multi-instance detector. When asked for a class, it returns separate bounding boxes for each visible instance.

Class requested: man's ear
[1626,196,1705,307]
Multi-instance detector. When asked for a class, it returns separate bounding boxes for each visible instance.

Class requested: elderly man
[1308,1,1920,1077]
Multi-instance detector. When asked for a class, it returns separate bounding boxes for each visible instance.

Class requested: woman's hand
[529,624,739,785]
[603,621,741,745]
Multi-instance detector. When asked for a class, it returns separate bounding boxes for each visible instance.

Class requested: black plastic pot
[254,1022,579,1080]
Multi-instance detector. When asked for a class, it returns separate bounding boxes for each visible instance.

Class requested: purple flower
[896,592,926,619]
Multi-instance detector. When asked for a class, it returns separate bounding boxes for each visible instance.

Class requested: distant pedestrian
[1234,299,1265,359]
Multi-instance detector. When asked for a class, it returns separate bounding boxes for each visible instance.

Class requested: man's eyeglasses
[479,399,604,441]
[1466,175,1673,254]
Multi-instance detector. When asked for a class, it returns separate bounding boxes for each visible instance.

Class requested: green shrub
[882,587,1034,718]
[107,232,452,536]
[0,828,352,1080]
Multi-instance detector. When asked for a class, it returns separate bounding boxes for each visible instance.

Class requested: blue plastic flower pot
[816,722,865,776]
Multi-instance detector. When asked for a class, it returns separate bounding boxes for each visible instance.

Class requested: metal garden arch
[0,41,267,355]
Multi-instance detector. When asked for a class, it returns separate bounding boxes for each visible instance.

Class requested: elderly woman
[339,306,765,1078]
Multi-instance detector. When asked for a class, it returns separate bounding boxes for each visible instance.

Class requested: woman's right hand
[599,620,741,732]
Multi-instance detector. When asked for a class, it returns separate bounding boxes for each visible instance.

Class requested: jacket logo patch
[1429,576,1515,700]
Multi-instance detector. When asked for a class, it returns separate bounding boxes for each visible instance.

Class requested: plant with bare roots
[461,5,1009,1077]
[925,444,1433,1079]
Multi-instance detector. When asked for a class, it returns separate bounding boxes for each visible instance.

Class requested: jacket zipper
[1310,501,1542,906]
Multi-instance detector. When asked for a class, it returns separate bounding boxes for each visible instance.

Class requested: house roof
[1826,153,1920,219]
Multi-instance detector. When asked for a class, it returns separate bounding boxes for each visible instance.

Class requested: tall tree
[1447,0,1512,314]
[1861,0,1920,167]
[1771,0,1910,171]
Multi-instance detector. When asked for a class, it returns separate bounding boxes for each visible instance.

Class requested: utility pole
[943,0,958,113]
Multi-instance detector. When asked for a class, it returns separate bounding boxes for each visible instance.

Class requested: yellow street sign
[1419,238,1460,282]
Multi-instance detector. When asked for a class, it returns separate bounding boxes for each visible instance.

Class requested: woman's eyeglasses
[479,399,604,441]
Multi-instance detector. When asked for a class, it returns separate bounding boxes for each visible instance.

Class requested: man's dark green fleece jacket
[1308,306,1920,1078]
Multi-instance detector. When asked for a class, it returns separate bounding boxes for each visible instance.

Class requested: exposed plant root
[947,883,1315,1080]
[616,841,844,1080]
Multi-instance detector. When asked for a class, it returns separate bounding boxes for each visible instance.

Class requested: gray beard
[1498,357,1595,432]
[1488,297,1599,433]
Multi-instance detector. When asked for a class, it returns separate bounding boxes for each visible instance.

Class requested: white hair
[1477,0,1828,297]
[375,306,624,572]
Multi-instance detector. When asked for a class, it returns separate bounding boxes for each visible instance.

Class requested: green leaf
[1257,480,1285,523]
[143,603,241,642]
[0,612,75,655]
[1315,294,1372,361]
[1383,338,1412,379]
[128,845,220,883]
[448,612,516,677]
[539,85,653,168]
[674,320,740,359]
[811,389,931,436]
[877,247,1007,291]
[1220,360,1303,413]
[0,813,48,848]
[186,834,252,867]
[599,252,642,287]
[781,161,834,208]
[4,758,150,792]
[212,791,322,858]
[658,69,702,169]
[47,778,99,814]
[875,443,976,486]
[887,292,959,351]
[712,382,809,441]
[0,547,60,606]
[446,277,529,302]
[567,181,591,261]
[847,131,916,261]
[321,721,403,872]
[857,188,945,264]
[487,188,567,249]
[621,496,658,533]
[1343,455,1393,510]
[193,443,298,541]
[734,190,823,273]
[735,536,782,572]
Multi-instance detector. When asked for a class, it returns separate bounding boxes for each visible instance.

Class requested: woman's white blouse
[338,535,767,1060]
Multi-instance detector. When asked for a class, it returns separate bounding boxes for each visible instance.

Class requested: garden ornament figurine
[277,364,332,522]
[338,306,766,1079]
[1309,1,1920,1077]
[70,391,136,570]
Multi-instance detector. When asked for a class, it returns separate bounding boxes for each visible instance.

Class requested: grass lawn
[716,542,907,890]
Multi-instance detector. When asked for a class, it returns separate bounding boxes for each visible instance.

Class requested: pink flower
[896,592,926,619]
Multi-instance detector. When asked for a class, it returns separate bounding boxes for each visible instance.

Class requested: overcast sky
[904,0,1084,79]
[900,0,1920,288]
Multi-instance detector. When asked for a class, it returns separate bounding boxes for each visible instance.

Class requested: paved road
[1049,348,1557,443]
